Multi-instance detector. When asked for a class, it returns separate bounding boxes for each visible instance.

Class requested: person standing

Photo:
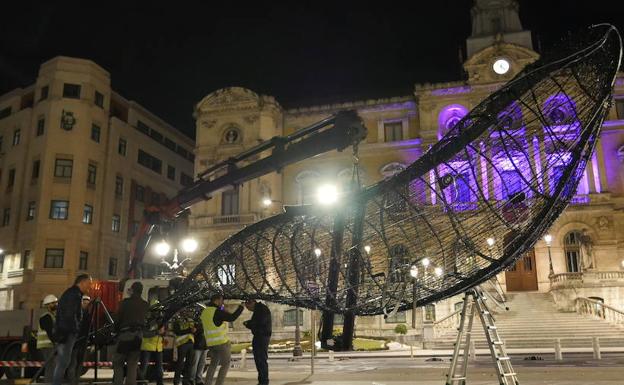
[189,319,207,385]
[113,282,149,385]
[37,294,58,384]
[140,320,165,385]
[173,310,196,385]
[68,295,92,385]
[52,274,92,385]
[243,300,272,385]
[201,294,244,385]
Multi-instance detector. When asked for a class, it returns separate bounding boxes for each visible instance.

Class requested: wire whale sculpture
[165,25,621,319]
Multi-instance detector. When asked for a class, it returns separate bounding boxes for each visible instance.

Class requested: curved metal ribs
[179,26,621,317]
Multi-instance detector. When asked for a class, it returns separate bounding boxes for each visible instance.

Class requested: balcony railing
[211,214,257,225]
[575,297,624,329]
[550,271,624,289]
[7,269,24,278]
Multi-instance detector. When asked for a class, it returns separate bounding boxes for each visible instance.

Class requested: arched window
[438,104,469,139]
[564,231,582,273]
[424,304,436,322]
[295,170,320,204]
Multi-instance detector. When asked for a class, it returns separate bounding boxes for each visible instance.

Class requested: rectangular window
[108,257,118,276]
[21,250,31,269]
[167,165,176,181]
[137,149,162,174]
[62,83,81,99]
[115,176,124,197]
[221,187,239,215]
[136,120,150,135]
[8,168,15,188]
[44,248,64,268]
[87,164,97,185]
[36,117,45,136]
[32,160,40,179]
[149,129,163,143]
[118,138,127,156]
[27,201,35,220]
[94,91,104,108]
[181,173,193,187]
[54,159,73,178]
[0,107,11,120]
[40,86,49,101]
[217,264,236,285]
[2,208,10,226]
[83,204,93,224]
[79,251,88,271]
[384,122,403,142]
[135,185,145,202]
[112,214,120,232]
[283,309,304,327]
[50,200,69,220]
[164,137,176,151]
[91,124,101,143]
[424,304,436,322]
[385,311,407,323]
[13,129,21,146]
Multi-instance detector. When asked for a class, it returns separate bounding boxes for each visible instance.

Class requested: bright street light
[262,198,273,207]
[314,248,322,257]
[421,258,430,267]
[364,245,371,254]
[317,184,338,205]
[154,241,171,256]
[544,234,553,246]
[0,248,4,254]
[486,237,495,247]
[434,267,444,277]
[181,238,198,253]
[410,265,418,278]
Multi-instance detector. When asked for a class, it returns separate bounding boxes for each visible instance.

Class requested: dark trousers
[252,335,270,385]
[140,350,164,385]
[174,342,194,385]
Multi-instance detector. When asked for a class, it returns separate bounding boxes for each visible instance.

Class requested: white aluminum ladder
[446,287,519,385]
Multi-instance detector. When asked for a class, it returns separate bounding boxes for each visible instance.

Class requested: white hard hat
[43,294,58,305]
[82,295,91,301]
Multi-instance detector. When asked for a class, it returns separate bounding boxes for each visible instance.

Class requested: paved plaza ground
[6,353,622,385]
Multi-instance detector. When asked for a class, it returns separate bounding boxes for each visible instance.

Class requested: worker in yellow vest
[38,294,58,384]
[140,321,165,385]
[173,310,196,385]
[201,294,243,385]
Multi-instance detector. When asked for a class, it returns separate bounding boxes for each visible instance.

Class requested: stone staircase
[429,292,624,349]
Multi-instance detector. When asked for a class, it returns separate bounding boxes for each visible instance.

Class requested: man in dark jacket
[113,281,149,385]
[189,318,207,385]
[243,300,272,385]
[52,274,92,385]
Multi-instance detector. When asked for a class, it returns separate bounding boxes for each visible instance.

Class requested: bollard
[241,349,247,369]
[469,340,476,361]
[592,337,601,360]
[410,344,414,359]
[328,350,334,362]
[554,338,562,361]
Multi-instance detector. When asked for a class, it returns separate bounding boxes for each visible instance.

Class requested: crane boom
[127,110,367,278]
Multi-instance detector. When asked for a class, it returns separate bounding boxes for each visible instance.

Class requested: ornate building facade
[191,0,624,339]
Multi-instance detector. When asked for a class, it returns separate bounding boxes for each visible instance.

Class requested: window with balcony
[63,83,81,99]
[564,231,581,273]
[79,251,88,271]
[221,187,239,215]
[44,248,64,268]
[54,159,73,178]
[83,204,93,224]
[137,149,162,174]
[50,200,69,220]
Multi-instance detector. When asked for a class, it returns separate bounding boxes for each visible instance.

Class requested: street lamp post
[154,238,197,275]
[544,234,554,276]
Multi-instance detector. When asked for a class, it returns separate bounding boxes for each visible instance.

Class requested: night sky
[1,1,623,138]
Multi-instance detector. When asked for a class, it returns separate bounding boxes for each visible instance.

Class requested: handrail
[432,309,461,338]
[575,297,624,328]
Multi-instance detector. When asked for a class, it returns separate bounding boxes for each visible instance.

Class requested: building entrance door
[505,248,538,291]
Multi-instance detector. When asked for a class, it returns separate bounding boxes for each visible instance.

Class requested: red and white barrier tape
[0,361,114,368]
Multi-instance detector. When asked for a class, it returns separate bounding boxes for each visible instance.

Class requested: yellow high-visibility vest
[141,334,163,352]
[200,306,228,347]
[174,319,195,347]
[36,311,55,349]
